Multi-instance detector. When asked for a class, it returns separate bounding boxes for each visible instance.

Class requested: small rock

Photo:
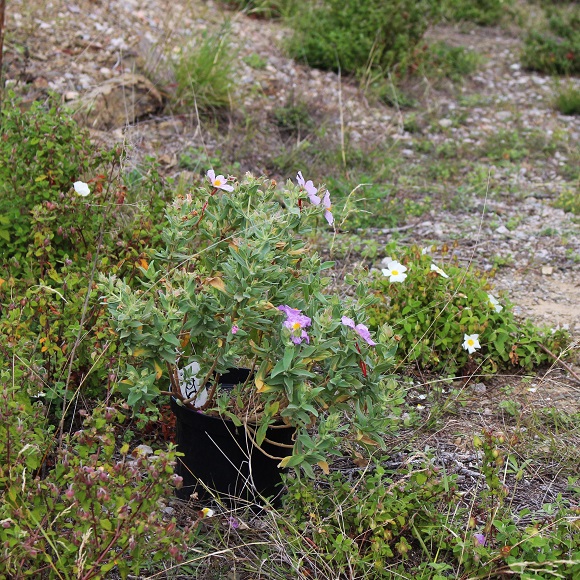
[402,149,414,157]
[472,383,487,394]
[64,91,79,101]
[71,73,164,129]
[439,119,453,128]
[541,266,553,276]
[495,111,512,121]
[495,225,510,235]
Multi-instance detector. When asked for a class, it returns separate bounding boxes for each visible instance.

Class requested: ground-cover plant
[284,457,459,577]
[171,24,236,112]
[453,430,580,578]
[554,186,580,214]
[0,383,194,579]
[286,0,438,77]
[365,244,569,375]
[100,171,404,476]
[440,0,515,26]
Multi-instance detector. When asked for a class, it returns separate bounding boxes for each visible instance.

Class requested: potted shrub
[99,171,400,503]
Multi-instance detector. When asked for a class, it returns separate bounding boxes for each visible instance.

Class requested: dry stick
[537,342,580,383]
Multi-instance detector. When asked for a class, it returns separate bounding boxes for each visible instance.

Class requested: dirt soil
[5,0,580,504]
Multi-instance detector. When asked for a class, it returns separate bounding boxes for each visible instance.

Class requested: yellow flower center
[392,269,399,276]
[467,339,474,346]
[214,179,222,186]
[292,322,301,330]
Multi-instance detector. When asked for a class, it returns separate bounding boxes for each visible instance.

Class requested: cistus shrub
[366,244,569,375]
[0,94,117,263]
[286,0,438,76]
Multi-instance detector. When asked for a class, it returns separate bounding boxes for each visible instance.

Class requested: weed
[273,100,314,136]
[417,42,482,82]
[172,24,236,112]
[243,52,268,69]
[554,81,580,114]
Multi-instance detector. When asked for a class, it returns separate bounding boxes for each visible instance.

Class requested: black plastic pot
[170,368,294,505]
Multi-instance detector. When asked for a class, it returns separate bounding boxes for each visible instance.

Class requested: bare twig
[537,342,580,384]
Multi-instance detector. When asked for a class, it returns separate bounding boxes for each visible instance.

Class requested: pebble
[472,383,487,394]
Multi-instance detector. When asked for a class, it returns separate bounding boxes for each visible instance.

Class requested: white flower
[421,246,432,255]
[201,508,214,518]
[462,333,481,354]
[381,260,407,283]
[488,294,503,313]
[73,181,90,197]
[430,263,449,278]
[207,169,234,192]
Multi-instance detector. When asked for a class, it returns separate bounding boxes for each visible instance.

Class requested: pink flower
[341,316,376,346]
[231,325,239,335]
[322,190,334,225]
[296,171,320,205]
[278,305,311,345]
[474,533,486,546]
[207,169,234,192]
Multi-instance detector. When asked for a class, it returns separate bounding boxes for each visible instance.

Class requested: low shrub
[521,6,579,75]
[0,94,117,262]
[441,0,514,26]
[286,0,438,76]
[0,388,193,578]
[365,244,569,375]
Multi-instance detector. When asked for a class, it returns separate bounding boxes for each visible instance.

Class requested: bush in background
[522,4,579,74]
[441,0,514,26]
[0,95,116,262]
[286,0,438,76]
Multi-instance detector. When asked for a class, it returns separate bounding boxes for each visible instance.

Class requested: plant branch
[537,342,580,384]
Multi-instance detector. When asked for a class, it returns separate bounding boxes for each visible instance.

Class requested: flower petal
[73,181,90,196]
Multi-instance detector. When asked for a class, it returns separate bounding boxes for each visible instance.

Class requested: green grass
[172,23,237,112]
[554,82,580,114]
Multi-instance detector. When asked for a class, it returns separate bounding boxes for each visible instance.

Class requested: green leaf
[283,346,295,371]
